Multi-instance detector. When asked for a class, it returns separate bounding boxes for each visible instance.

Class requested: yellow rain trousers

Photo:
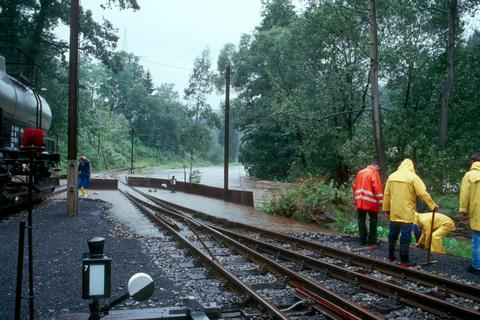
[460,161,480,232]
[79,187,88,198]
[383,159,437,223]
[415,212,455,254]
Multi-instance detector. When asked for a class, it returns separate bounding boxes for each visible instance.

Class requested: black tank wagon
[0,55,59,211]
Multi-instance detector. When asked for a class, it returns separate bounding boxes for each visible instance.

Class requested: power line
[138,57,190,71]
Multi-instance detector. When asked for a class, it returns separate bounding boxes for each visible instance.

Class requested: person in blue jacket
[78,156,90,197]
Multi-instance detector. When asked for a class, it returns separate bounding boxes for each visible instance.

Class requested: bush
[189,169,201,183]
[261,176,355,227]
[343,223,389,238]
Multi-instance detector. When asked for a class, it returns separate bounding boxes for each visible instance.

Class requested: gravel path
[0,199,178,319]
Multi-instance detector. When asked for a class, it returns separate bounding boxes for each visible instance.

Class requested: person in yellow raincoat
[460,153,480,275]
[413,212,455,254]
[383,159,439,267]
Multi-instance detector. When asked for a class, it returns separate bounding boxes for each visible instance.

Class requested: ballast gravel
[0,199,177,319]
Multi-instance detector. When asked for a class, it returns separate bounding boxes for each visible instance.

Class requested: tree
[143,70,155,95]
[0,0,139,77]
[182,48,220,181]
[413,0,480,150]
[438,0,457,150]
[218,0,480,187]
[368,0,386,176]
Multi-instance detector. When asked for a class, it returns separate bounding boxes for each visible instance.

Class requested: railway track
[120,186,377,319]
[118,182,480,320]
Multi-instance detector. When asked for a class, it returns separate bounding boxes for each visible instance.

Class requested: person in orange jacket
[353,161,383,246]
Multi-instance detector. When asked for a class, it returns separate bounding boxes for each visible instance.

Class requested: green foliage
[261,177,354,226]
[443,237,471,259]
[1,2,227,174]
[220,0,480,189]
[343,224,358,235]
[434,193,459,213]
[343,224,389,239]
[189,169,201,184]
[239,123,296,179]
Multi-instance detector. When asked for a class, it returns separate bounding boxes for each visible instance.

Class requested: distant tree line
[0,0,239,178]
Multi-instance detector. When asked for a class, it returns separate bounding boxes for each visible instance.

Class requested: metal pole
[14,221,26,320]
[34,91,40,129]
[39,96,43,130]
[130,127,134,173]
[67,0,79,216]
[27,155,34,320]
[224,65,231,201]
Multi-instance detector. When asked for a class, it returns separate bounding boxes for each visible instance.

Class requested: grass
[443,237,471,259]
[434,192,460,217]
[343,224,389,239]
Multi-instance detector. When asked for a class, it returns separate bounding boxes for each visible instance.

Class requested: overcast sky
[79,0,269,107]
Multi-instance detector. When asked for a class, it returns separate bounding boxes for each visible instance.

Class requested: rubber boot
[399,243,416,267]
[388,240,396,262]
[79,187,85,197]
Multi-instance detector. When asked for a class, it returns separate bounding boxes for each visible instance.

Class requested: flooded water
[141,165,294,207]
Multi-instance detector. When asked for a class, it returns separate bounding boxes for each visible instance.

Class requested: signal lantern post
[67,0,80,216]
[16,128,46,320]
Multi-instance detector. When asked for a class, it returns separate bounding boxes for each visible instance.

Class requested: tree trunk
[189,152,194,182]
[438,0,457,151]
[25,0,50,79]
[4,0,19,48]
[368,0,387,177]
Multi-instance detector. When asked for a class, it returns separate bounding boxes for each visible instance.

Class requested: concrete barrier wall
[57,177,118,190]
[126,176,254,207]
[89,178,118,190]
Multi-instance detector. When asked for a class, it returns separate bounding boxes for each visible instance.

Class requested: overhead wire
[138,57,190,71]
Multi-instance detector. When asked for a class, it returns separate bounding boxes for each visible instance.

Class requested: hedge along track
[130,188,480,320]
[119,186,382,320]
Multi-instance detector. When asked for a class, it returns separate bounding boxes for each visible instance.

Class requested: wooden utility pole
[224,65,231,201]
[66,0,79,216]
[438,0,457,151]
[368,0,386,177]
